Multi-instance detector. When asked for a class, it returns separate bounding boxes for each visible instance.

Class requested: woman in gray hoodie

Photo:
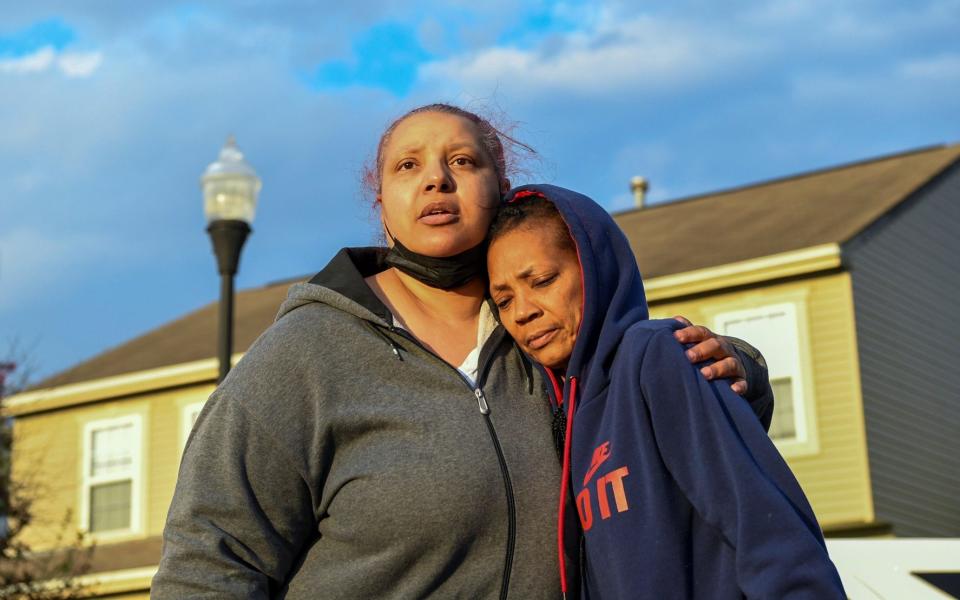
[153,104,772,599]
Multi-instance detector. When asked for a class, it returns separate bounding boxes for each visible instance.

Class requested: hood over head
[502,184,648,400]
[501,184,649,595]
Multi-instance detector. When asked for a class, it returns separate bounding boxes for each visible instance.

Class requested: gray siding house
[844,153,960,536]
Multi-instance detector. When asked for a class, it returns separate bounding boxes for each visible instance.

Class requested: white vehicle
[827,539,960,598]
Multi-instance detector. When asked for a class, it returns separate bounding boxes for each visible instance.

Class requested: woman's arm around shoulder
[672,316,774,430]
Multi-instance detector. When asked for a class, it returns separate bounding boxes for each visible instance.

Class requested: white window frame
[711,295,820,458]
[181,400,206,454]
[80,414,143,539]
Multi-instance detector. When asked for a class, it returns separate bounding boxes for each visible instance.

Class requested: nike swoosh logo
[583,441,611,486]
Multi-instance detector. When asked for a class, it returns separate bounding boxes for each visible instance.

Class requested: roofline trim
[612,143,955,218]
[644,243,842,301]
[5,354,242,416]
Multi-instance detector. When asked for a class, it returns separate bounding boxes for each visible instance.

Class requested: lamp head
[201,136,261,225]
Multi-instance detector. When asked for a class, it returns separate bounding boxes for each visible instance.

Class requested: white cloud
[416,0,960,101]
[0,47,56,74]
[57,51,104,78]
[0,47,103,78]
[418,14,755,97]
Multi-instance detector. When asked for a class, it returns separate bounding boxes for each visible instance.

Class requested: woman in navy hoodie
[486,185,845,599]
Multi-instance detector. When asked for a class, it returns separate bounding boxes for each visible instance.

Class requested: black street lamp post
[202,136,261,383]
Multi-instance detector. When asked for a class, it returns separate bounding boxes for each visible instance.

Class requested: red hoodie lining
[557,376,577,595]
[507,189,547,203]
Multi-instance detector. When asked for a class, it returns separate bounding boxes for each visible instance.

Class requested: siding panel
[846,164,960,536]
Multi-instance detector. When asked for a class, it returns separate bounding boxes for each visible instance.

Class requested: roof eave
[4,354,242,417]
[645,243,843,302]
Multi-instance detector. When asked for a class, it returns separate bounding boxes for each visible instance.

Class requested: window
[769,377,796,440]
[714,301,818,455]
[82,416,142,535]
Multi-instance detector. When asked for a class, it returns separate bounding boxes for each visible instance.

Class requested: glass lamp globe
[201,136,261,224]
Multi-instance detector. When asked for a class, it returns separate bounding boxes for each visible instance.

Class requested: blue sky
[1,0,959,382]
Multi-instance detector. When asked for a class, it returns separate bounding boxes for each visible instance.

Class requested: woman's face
[378,112,508,257]
[488,225,583,370]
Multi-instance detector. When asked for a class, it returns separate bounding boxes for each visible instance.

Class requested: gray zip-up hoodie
[153,248,563,599]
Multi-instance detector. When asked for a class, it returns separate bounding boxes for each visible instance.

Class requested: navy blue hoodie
[503,185,845,599]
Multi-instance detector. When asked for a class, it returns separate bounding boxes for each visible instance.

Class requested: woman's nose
[515,296,542,325]
[423,162,454,193]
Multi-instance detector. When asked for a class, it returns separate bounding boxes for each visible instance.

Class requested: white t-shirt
[392,302,499,388]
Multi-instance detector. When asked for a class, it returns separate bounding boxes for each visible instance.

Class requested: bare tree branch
[2,351,93,599]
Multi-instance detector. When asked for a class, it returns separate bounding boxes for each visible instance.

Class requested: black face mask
[384,236,488,290]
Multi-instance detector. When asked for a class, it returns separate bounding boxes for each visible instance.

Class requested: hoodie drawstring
[365,322,403,360]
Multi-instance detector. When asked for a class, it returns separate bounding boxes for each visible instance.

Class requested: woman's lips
[418,212,460,225]
[527,328,558,350]
[419,202,459,225]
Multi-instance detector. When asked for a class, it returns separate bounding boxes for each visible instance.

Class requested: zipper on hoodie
[474,387,517,600]
[387,326,518,600]
[475,388,490,414]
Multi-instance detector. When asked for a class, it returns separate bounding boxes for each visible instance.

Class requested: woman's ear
[500,178,512,195]
[379,211,395,247]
